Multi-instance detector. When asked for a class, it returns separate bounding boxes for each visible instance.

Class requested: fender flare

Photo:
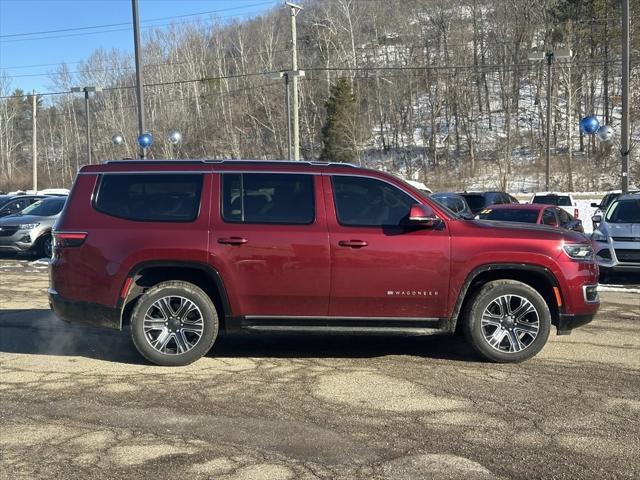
[450,263,561,323]
[119,260,232,327]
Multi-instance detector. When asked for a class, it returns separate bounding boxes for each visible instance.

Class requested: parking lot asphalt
[0,256,639,480]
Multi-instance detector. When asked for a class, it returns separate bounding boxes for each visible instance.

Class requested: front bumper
[555,313,596,335]
[49,288,121,330]
[593,239,640,272]
[0,228,37,252]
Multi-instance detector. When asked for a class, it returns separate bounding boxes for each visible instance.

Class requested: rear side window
[221,173,314,224]
[94,174,203,222]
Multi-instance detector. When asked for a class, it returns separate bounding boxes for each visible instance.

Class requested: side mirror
[592,214,602,224]
[409,204,440,227]
[590,202,599,208]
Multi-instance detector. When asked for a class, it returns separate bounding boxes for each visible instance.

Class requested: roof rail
[102,158,359,168]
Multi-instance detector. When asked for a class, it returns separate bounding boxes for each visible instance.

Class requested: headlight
[18,223,40,230]
[563,244,594,261]
[592,230,608,242]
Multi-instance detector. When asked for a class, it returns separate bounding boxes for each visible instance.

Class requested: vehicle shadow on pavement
[0,308,478,364]
[211,333,477,362]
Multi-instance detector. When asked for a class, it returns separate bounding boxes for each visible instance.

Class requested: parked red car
[476,204,584,233]
[50,160,599,365]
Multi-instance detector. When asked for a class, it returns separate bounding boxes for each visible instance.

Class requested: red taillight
[53,231,87,248]
[574,208,579,218]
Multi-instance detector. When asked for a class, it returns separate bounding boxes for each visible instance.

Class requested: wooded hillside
[1,0,638,192]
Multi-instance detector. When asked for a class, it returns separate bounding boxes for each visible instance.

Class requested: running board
[242,325,446,336]
[227,316,450,335]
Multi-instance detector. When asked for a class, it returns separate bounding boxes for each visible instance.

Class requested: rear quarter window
[94,173,203,222]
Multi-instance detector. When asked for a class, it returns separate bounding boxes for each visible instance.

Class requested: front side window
[0,198,31,215]
[94,174,203,222]
[556,208,571,224]
[221,173,314,224]
[542,209,557,225]
[332,176,417,227]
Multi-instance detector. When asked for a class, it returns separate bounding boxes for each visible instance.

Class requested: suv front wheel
[464,280,551,363]
[130,281,219,366]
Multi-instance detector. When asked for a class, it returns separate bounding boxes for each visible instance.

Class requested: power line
[0,5,276,44]
[1,56,635,100]
[0,1,277,39]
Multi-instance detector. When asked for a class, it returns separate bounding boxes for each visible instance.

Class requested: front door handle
[218,237,248,245]
[338,240,368,248]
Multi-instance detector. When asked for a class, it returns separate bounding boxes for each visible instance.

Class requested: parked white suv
[530,192,579,219]
[591,192,640,275]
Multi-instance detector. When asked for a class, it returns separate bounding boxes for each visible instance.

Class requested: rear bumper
[48,288,121,330]
[555,313,596,335]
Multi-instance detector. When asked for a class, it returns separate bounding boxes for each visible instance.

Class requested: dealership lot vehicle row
[1,257,639,479]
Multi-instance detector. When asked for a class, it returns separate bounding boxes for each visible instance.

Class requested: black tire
[130,280,219,366]
[38,234,53,258]
[463,280,551,363]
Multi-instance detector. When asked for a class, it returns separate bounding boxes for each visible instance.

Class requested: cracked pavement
[0,257,639,479]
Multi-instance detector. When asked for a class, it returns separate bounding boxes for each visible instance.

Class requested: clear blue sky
[0,0,278,94]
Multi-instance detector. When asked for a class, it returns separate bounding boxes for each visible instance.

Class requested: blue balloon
[137,133,153,148]
[580,116,600,135]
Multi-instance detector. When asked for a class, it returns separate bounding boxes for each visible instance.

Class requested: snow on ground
[598,285,640,294]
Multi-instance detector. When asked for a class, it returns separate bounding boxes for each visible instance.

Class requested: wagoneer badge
[387,290,439,296]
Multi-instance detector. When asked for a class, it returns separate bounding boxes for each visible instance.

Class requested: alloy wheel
[143,295,204,355]
[480,294,540,353]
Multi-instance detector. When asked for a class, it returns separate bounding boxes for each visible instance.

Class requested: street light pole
[621,0,630,193]
[286,2,303,160]
[528,49,572,191]
[132,0,146,159]
[71,86,102,165]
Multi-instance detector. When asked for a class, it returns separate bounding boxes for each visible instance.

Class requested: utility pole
[621,0,630,193]
[32,90,37,192]
[71,86,102,165]
[270,71,294,159]
[286,2,303,160]
[284,72,292,160]
[545,53,552,191]
[132,0,146,159]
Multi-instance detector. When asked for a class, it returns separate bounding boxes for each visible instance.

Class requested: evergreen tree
[320,78,366,164]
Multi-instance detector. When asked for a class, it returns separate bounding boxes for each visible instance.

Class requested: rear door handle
[338,240,368,248]
[218,237,248,245]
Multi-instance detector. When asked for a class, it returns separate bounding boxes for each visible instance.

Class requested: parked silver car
[0,196,67,257]
[591,192,640,275]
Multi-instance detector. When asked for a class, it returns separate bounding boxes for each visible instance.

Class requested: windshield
[431,195,467,214]
[532,195,572,206]
[477,208,540,223]
[0,196,12,208]
[19,197,66,217]
[605,198,640,223]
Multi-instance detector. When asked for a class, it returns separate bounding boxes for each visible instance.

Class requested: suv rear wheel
[130,280,219,366]
[464,280,551,363]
